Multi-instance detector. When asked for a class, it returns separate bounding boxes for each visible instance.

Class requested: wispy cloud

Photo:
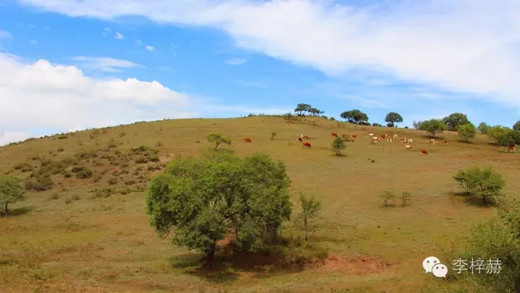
[73,56,140,72]
[114,31,124,40]
[226,58,247,65]
[18,0,520,107]
[145,45,155,52]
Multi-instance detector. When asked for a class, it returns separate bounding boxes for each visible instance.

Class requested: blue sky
[1,0,519,145]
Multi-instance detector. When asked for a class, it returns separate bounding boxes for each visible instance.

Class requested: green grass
[0,116,518,292]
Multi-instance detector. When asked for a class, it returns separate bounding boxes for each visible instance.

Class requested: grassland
[0,116,518,292]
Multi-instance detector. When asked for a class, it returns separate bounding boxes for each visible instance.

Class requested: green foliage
[206,132,232,150]
[458,200,520,292]
[299,192,321,241]
[146,152,292,265]
[487,126,520,146]
[294,103,311,115]
[513,120,520,131]
[25,174,53,191]
[331,137,346,156]
[274,237,329,268]
[71,166,93,179]
[340,109,369,124]
[0,175,25,215]
[385,112,403,127]
[454,167,505,205]
[443,113,469,131]
[478,122,489,134]
[457,123,477,142]
[379,191,395,207]
[418,119,447,138]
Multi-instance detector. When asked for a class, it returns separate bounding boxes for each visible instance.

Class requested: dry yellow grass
[0,116,518,292]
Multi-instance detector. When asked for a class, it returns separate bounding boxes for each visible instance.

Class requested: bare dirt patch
[317,254,389,275]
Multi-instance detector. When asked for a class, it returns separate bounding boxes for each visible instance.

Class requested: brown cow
[420,149,429,155]
[243,137,252,143]
[331,132,338,137]
[303,142,311,148]
[352,134,358,139]
[298,137,303,142]
[444,140,448,144]
[405,144,413,150]
[508,145,516,152]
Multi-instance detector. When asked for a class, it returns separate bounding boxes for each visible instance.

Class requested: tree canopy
[146,152,292,265]
[0,176,25,215]
[207,132,231,150]
[340,109,369,124]
[443,113,469,131]
[513,120,520,131]
[487,126,520,146]
[457,123,477,142]
[385,112,403,127]
[418,119,447,138]
[478,122,489,134]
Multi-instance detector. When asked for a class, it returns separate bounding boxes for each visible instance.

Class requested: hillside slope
[1,116,518,292]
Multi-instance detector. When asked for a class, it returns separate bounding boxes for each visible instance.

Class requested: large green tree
[340,109,369,124]
[385,112,403,127]
[418,119,447,138]
[487,126,520,146]
[457,123,477,142]
[443,113,469,131]
[478,122,489,134]
[146,152,292,266]
[454,167,505,205]
[0,176,25,215]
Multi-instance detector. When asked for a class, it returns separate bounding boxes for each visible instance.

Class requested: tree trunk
[205,246,216,269]
[304,217,308,242]
[4,203,8,215]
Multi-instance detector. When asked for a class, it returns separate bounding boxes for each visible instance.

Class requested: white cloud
[0,52,196,145]
[226,58,247,65]
[145,45,155,51]
[0,132,29,146]
[114,31,124,40]
[17,0,520,106]
[73,56,140,72]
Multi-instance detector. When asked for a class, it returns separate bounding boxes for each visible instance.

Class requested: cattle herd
[240,131,439,155]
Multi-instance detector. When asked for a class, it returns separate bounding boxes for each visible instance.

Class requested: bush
[108,177,118,185]
[277,240,329,269]
[25,175,53,191]
[13,162,33,172]
[454,167,505,205]
[271,131,277,140]
[71,167,93,179]
[457,123,477,142]
[380,191,395,207]
[135,157,148,164]
[0,176,25,215]
[331,137,346,156]
[400,192,411,206]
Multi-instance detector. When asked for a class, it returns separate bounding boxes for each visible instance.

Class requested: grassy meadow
[0,116,518,292]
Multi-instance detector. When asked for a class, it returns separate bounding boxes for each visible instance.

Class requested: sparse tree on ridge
[295,103,312,116]
[443,113,469,131]
[340,109,369,124]
[385,112,403,127]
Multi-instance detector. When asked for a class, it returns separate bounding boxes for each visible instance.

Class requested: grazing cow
[368,133,374,137]
[331,132,338,137]
[298,137,303,142]
[352,134,358,139]
[303,142,311,148]
[243,137,252,143]
[303,134,309,140]
[405,144,413,150]
[393,134,399,140]
[508,145,516,152]
[400,137,408,143]
[421,149,429,155]
[371,137,380,144]
[444,140,448,144]
[408,138,413,144]
[430,139,436,144]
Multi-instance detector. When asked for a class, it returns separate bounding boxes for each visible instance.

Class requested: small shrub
[271,132,277,140]
[380,191,395,207]
[25,175,53,191]
[135,157,148,164]
[57,147,65,152]
[156,142,163,147]
[57,134,68,139]
[13,162,33,172]
[454,167,505,205]
[48,193,60,200]
[148,156,160,162]
[71,167,93,179]
[72,194,80,201]
[400,192,411,206]
[65,197,72,204]
[91,188,113,199]
[108,177,118,185]
[119,132,126,137]
[75,150,98,160]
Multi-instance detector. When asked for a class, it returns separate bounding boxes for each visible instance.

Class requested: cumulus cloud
[0,52,196,145]
[73,56,140,72]
[17,0,520,106]
[226,58,247,65]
